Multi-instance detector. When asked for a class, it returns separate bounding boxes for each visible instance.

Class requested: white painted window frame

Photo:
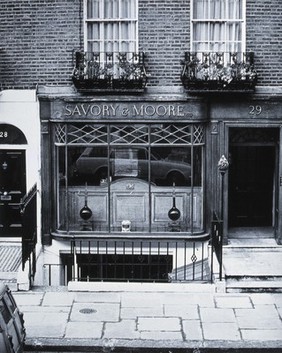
[83,0,139,53]
[190,0,246,52]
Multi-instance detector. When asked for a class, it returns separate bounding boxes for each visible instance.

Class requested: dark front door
[0,150,26,236]
[229,145,275,227]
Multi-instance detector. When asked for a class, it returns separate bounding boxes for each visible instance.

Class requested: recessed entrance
[228,128,278,229]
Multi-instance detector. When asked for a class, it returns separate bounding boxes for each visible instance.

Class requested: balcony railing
[181,52,257,92]
[72,51,147,93]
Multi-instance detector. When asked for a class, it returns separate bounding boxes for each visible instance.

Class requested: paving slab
[140,331,183,340]
[74,291,121,303]
[272,293,282,307]
[214,295,253,308]
[104,319,140,339]
[200,307,236,323]
[42,291,75,306]
[202,322,241,341]
[65,321,103,339]
[121,292,162,308]
[23,312,69,338]
[13,292,44,306]
[182,320,203,340]
[235,307,282,329]
[161,292,215,307]
[241,329,282,341]
[70,302,120,322]
[250,293,277,305]
[164,304,199,319]
[18,305,70,313]
[121,306,163,319]
[137,317,181,332]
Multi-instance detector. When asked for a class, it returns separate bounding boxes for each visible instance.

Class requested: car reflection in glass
[73,147,191,186]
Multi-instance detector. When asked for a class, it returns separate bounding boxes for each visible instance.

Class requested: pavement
[12,281,282,352]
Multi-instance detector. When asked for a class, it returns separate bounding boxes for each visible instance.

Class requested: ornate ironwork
[72,51,147,92]
[181,52,257,92]
[54,123,205,146]
[20,184,37,286]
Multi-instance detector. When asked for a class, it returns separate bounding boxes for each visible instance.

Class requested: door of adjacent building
[0,150,26,237]
[228,128,278,228]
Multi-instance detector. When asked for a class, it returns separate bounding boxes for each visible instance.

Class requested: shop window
[191,0,245,53]
[55,123,205,234]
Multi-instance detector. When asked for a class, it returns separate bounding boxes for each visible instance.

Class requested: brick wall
[139,0,190,87]
[0,0,81,89]
[247,0,282,86]
[0,0,281,89]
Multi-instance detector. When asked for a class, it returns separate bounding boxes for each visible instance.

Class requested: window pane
[87,23,100,41]
[110,147,149,182]
[193,146,202,187]
[87,0,100,18]
[227,22,241,41]
[58,146,66,230]
[151,147,191,187]
[210,23,225,43]
[228,0,242,19]
[104,0,119,18]
[210,0,226,19]
[71,147,108,186]
[193,0,208,19]
[120,0,136,18]
[193,23,209,41]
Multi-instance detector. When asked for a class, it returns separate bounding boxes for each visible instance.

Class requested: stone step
[226,276,282,293]
[0,278,18,291]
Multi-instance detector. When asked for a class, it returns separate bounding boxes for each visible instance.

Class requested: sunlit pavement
[13,282,282,352]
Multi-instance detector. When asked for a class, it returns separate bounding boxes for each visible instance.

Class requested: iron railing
[20,184,37,287]
[72,51,147,92]
[211,211,223,281]
[45,236,211,285]
[181,52,257,92]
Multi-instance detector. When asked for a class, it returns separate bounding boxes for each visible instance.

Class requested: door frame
[225,124,281,243]
[228,143,276,227]
[0,146,27,237]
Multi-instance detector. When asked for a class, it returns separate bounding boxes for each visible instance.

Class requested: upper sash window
[85,0,138,53]
[191,0,246,53]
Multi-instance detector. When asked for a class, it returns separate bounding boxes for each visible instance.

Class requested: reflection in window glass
[55,123,204,234]
[151,147,192,187]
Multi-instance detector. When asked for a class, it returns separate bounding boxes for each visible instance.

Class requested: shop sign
[62,102,194,119]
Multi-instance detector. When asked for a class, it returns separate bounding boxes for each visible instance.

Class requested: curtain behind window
[192,0,244,52]
[86,0,137,53]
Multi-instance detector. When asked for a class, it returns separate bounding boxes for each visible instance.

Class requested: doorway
[228,128,278,228]
[0,150,26,237]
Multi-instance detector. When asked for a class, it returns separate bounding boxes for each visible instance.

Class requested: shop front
[39,95,212,284]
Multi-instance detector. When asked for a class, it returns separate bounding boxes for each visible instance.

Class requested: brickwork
[0,0,281,89]
[246,0,282,86]
[0,0,82,89]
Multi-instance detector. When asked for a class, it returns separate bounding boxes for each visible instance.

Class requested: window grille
[54,123,205,146]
